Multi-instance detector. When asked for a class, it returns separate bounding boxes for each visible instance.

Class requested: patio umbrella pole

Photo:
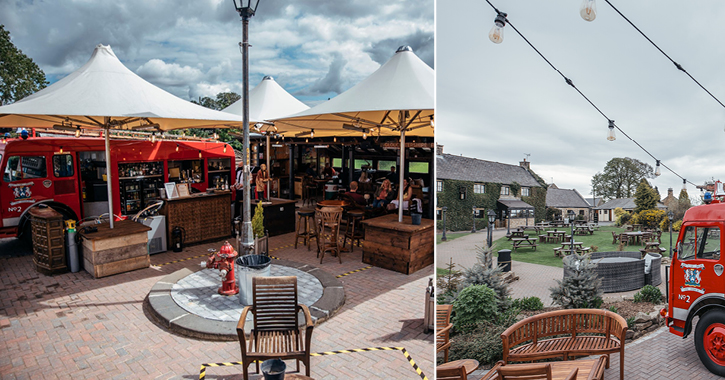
[266,133,270,200]
[103,118,114,229]
[398,113,406,223]
[240,11,254,255]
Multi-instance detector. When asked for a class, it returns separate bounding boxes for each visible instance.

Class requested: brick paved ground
[0,227,434,379]
[438,229,721,379]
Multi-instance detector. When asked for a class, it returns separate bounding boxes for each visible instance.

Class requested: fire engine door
[673,224,723,313]
[50,153,79,210]
[1,155,52,226]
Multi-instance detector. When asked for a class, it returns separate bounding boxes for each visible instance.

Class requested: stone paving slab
[0,224,434,379]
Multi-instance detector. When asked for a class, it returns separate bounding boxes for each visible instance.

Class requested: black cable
[604,0,725,110]
[484,0,698,187]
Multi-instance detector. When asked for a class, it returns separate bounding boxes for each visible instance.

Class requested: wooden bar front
[161,191,231,246]
[251,198,296,237]
[361,214,434,275]
[79,220,151,278]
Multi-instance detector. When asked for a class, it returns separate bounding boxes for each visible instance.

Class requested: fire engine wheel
[695,309,725,376]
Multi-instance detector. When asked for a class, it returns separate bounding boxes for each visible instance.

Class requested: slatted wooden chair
[236,276,314,380]
[436,304,453,363]
[611,231,620,244]
[315,206,343,263]
[437,362,469,380]
[481,357,607,380]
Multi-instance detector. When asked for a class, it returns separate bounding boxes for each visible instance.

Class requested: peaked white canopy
[0,44,242,131]
[222,76,309,131]
[273,46,434,138]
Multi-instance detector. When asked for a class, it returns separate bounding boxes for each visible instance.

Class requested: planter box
[361,214,434,275]
[80,220,151,278]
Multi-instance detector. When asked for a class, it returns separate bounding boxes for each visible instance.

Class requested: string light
[485,0,698,188]
[310,129,315,138]
[580,0,597,21]
[59,146,64,154]
[75,128,81,138]
[334,136,337,142]
[488,12,506,44]
[176,143,179,152]
[151,132,156,143]
[683,179,687,191]
[198,150,202,159]
[305,138,309,143]
[362,130,367,140]
[655,160,661,176]
[430,115,435,128]
[224,144,227,153]
[1,134,6,144]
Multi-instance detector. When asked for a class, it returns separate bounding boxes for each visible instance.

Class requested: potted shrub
[252,201,269,255]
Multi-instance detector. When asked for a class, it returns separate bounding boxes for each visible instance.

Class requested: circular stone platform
[145,259,345,341]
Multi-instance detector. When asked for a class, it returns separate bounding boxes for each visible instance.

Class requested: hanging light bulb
[273,125,278,132]
[362,130,367,140]
[224,144,227,153]
[75,128,81,138]
[580,0,597,22]
[59,146,64,154]
[305,138,309,143]
[682,179,687,191]
[334,136,337,142]
[151,132,156,143]
[310,129,315,138]
[488,13,507,44]
[213,133,218,140]
[655,160,661,176]
[430,116,435,128]
[199,150,202,159]
[607,120,616,141]
[176,143,179,152]
[1,134,6,144]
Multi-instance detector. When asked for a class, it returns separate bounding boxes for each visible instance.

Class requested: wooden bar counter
[79,219,151,278]
[251,197,296,237]
[361,214,434,275]
[160,191,231,246]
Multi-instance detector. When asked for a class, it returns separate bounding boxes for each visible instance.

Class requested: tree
[0,25,48,105]
[634,179,658,213]
[191,92,240,111]
[591,157,654,200]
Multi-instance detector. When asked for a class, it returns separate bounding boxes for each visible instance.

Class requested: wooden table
[79,219,151,278]
[507,230,526,240]
[512,237,537,251]
[317,199,351,208]
[437,358,479,376]
[361,214,433,275]
[521,225,541,233]
[624,231,645,245]
[574,225,593,235]
[284,375,314,380]
[251,197,296,237]
[546,230,565,243]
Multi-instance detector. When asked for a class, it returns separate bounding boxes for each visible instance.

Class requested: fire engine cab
[663,181,725,376]
[0,131,234,241]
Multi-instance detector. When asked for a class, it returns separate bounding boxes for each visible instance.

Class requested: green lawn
[491,225,674,268]
[436,231,470,245]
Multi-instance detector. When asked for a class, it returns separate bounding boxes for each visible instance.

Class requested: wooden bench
[480,356,607,380]
[501,309,627,380]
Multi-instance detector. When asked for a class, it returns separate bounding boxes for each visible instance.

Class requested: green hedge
[437,180,501,231]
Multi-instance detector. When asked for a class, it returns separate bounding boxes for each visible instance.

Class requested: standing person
[234,160,244,218]
[385,165,399,184]
[256,163,270,201]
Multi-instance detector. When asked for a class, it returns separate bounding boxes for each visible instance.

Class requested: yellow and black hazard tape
[336,266,372,278]
[155,243,295,267]
[199,346,427,380]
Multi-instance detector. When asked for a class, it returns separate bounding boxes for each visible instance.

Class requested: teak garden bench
[500,309,627,380]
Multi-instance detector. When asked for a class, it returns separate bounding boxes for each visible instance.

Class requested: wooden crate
[30,207,67,275]
[361,214,434,275]
[79,220,151,278]
[162,192,231,245]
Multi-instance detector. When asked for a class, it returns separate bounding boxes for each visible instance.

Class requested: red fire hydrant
[201,241,239,296]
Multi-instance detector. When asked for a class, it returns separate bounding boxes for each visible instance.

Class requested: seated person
[322,163,336,178]
[305,163,316,177]
[373,179,394,208]
[344,181,366,206]
[358,171,371,183]
[387,178,423,213]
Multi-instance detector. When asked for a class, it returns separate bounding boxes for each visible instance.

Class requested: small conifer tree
[550,254,603,309]
[458,245,512,312]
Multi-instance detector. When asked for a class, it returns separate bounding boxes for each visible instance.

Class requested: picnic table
[512,237,538,251]
[546,230,565,243]
[554,241,590,256]
[623,231,645,245]
[521,225,542,233]
[641,241,665,255]
[574,225,594,235]
[507,230,526,240]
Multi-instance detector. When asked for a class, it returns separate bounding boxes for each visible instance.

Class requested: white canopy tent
[223,76,309,198]
[0,44,242,228]
[274,46,434,221]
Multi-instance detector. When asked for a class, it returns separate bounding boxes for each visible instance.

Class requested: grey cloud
[365,30,434,68]
[297,53,347,96]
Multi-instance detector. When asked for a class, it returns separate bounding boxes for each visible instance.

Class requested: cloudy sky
[438,0,725,199]
[1,0,433,106]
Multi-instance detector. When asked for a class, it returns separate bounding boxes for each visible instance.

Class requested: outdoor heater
[232,0,262,255]
[487,209,496,248]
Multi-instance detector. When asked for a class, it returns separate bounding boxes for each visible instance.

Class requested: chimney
[668,188,673,197]
[436,144,444,156]
[520,160,530,170]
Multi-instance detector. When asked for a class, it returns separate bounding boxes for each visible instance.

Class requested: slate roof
[585,197,603,207]
[594,198,667,210]
[436,154,541,187]
[498,199,535,209]
[546,188,591,208]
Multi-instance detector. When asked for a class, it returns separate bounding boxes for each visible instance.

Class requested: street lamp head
[488,209,496,224]
[232,0,260,17]
[667,210,674,221]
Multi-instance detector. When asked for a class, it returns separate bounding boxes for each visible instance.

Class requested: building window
[437,180,442,192]
[473,183,485,194]
[521,187,530,196]
[501,186,510,196]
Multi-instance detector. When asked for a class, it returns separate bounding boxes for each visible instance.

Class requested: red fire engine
[0,132,234,240]
[663,181,725,376]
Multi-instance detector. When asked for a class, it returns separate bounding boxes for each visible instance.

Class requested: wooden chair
[481,358,606,380]
[236,276,314,380]
[611,231,620,244]
[315,206,343,263]
[436,304,453,363]
[437,362,469,380]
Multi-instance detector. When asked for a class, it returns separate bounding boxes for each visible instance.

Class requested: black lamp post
[441,207,448,241]
[233,0,261,255]
[668,210,674,258]
[568,210,576,255]
[506,210,511,235]
[487,209,496,248]
[471,206,477,233]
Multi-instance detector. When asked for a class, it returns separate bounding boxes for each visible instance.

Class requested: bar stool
[316,206,343,264]
[343,209,365,252]
[294,208,317,251]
